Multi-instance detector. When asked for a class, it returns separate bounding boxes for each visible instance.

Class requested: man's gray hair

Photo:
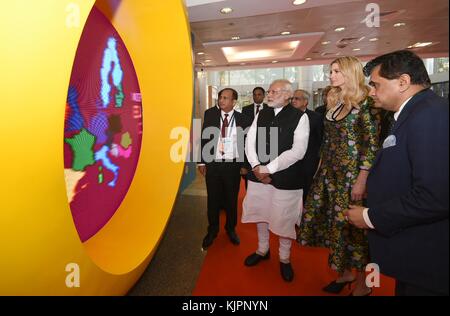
[294,89,311,104]
[271,79,293,94]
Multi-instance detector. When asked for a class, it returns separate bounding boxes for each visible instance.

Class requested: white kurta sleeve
[265,113,310,174]
[245,113,260,169]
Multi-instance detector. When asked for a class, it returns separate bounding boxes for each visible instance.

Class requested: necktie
[221,114,229,138]
[256,104,261,115]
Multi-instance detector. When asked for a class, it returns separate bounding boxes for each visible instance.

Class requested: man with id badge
[199,88,251,250]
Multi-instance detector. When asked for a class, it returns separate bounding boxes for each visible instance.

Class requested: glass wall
[207,57,449,110]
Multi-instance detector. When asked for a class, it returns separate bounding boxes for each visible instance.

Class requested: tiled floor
[128,172,207,296]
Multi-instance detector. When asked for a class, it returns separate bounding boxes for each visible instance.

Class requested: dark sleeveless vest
[247,104,305,190]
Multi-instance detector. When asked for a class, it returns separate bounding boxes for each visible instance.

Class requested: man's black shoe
[244,250,270,266]
[202,234,216,250]
[280,262,294,282]
[227,231,240,245]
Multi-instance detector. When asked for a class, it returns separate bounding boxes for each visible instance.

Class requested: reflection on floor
[128,171,207,296]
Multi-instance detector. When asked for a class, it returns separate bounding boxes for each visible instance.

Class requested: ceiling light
[281,31,291,36]
[204,59,212,62]
[353,48,361,51]
[394,22,406,27]
[321,41,331,45]
[334,27,346,32]
[221,41,300,63]
[220,7,233,14]
[293,0,307,5]
[289,41,300,49]
[414,42,433,47]
[408,42,433,48]
[306,57,312,61]
[231,36,240,40]
[272,61,278,64]
[197,52,205,55]
[369,38,378,42]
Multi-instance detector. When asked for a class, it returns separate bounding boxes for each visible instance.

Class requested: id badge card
[222,137,234,156]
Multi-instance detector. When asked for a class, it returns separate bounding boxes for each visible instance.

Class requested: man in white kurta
[242,79,310,282]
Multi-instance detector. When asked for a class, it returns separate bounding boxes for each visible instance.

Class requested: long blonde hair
[330,56,370,110]
[326,87,341,110]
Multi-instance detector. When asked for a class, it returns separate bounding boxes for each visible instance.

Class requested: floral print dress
[298,98,379,273]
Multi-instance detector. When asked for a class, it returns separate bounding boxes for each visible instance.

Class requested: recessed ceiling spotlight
[281,31,291,35]
[394,22,406,27]
[322,41,331,45]
[197,52,205,55]
[334,27,346,32]
[293,0,307,5]
[272,61,278,64]
[231,36,240,40]
[369,38,378,42]
[306,57,312,61]
[353,48,361,51]
[220,7,233,14]
[204,59,212,62]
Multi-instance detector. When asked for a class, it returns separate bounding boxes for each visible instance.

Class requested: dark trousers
[395,280,447,296]
[205,162,241,235]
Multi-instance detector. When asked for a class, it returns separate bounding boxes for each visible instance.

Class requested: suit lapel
[372,89,431,171]
[391,89,431,135]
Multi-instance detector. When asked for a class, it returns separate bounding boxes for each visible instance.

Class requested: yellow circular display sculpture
[0,0,192,295]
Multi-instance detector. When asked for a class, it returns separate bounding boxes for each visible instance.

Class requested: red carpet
[193,180,395,296]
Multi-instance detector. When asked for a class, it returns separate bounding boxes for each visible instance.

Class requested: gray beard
[268,102,287,108]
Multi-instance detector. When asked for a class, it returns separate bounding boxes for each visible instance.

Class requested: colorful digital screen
[64,6,143,242]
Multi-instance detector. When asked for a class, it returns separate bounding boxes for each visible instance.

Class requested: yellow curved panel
[0,0,192,295]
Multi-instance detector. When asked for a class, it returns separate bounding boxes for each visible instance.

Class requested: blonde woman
[298,56,379,296]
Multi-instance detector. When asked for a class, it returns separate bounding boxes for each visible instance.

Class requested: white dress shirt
[363,96,413,229]
[215,109,238,160]
[254,103,263,117]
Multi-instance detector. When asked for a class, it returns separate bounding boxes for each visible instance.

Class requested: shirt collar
[394,96,413,121]
[221,109,234,118]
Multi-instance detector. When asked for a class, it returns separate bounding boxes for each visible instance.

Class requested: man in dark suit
[345,50,449,296]
[242,87,269,122]
[291,89,323,201]
[198,88,251,250]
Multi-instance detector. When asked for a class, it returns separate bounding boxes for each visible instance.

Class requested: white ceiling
[187,0,359,22]
[187,0,449,70]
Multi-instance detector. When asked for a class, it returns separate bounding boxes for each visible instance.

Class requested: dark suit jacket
[242,103,269,123]
[200,106,251,166]
[367,89,449,295]
[314,104,327,118]
[299,109,323,195]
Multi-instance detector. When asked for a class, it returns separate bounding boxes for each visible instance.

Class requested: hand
[198,165,206,177]
[351,171,368,201]
[260,176,272,184]
[343,205,370,229]
[253,166,270,181]
[240,168,248,176]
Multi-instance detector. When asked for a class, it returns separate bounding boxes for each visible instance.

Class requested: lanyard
[220,112,236,139]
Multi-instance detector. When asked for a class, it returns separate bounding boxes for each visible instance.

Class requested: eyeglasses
[292,97,305,101]
[266,89,287,95]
